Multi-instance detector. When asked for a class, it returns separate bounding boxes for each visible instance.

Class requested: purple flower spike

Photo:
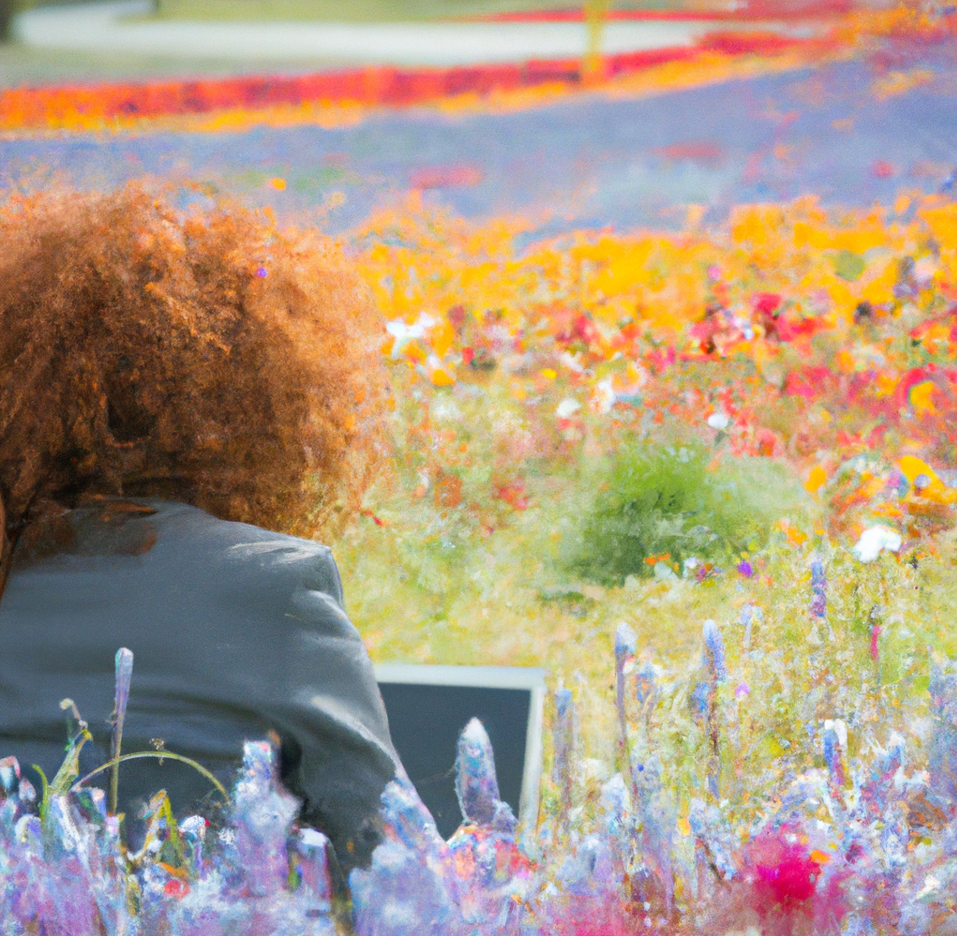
[740,604,761,652]
[455,718,503,828]
[553,687,575,826]
[822,719,847,796]
[614,623,637,668]
[553,688,574,777]
[929,663,957,809]
[737,560,754,578]
[701,621,726,801]
[179,815,207,879]
[350,775,463,936]
[822,730,836,770]
[635,661,658,706]
[702,620,727,684]
[822,728,844,789]
[810,558,827,620]
[228,741,301,897]
[615,624,637,784]
[289,826,333,914]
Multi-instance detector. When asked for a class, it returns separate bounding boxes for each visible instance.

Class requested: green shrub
[568,441,809,585]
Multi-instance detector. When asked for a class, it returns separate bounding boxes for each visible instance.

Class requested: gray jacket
[0,498,398,867]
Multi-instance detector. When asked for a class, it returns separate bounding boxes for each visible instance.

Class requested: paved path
[12,0,783,67]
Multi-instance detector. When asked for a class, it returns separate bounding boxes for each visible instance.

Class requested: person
[0,184,395,871]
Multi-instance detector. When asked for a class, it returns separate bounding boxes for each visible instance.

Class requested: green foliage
[74,752,230,806]
[31,764,49,818]
[568,441,810,584]
[832,249,866,282]
[330,367,955,817]
[0,0,21,43]
[39,702,92,822]
[151,0,661,24]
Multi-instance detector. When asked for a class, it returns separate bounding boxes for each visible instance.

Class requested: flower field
[5,2,957,932]
[330,190,957,931]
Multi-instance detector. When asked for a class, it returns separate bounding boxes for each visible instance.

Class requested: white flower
[559,351,584,373]
[556,398,581,419]
[852,525,902,562]
[917,876,940,900]
[385,313,435,358]
[590,377,616,414]
[707,412,730,430]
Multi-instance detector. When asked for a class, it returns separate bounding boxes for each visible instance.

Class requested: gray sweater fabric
[0,498,398,868]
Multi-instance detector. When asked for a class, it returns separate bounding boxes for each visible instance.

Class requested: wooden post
[583,0,612,82]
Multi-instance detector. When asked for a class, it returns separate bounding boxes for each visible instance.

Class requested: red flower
[784,365,833,399]
[495,480,529,510]
[753,292,783,317]
[163,878,189,898]
[744,826,824,917]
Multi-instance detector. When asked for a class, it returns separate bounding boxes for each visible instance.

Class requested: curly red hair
[0,184,387,546]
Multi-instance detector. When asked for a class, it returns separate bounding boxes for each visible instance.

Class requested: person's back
[0,185,396,872]
[0,497,398,868]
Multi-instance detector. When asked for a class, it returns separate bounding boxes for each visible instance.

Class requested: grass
[341,474,956,832]
[331,370,957,818]
[337,452,956,832]
[0,37,352,88]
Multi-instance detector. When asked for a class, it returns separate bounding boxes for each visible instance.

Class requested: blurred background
[0,0,892,86]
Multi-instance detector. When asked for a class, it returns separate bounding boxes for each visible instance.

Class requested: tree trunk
[0,1,17,44]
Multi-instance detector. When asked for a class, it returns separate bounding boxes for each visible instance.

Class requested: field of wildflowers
[3,2,957,932]
[329,190,957,931]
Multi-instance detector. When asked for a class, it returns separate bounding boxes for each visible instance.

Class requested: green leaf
[49,728,92,799]
[833,249,866,282]
[32,765,49,821]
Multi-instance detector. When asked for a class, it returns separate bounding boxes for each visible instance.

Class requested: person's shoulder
[135,498,345,603]
[118,498,332,552]
[14,496,338,581]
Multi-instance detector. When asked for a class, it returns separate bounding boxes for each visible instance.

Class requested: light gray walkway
[12,0,731,67]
